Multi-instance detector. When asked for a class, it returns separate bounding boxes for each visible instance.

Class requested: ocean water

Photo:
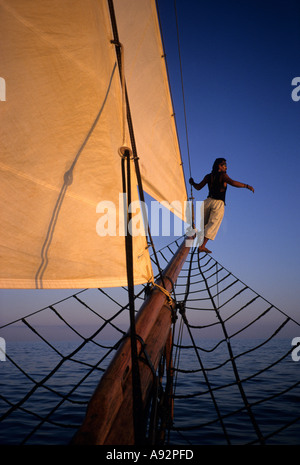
[0,338,299,445]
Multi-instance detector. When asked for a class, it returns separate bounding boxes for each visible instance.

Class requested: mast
[71,235,192,445]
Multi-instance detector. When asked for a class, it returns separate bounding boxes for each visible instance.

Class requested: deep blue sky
[155,0,300,323]
[1,0,299,336]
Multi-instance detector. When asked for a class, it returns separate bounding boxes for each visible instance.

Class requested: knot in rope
[176,301,188,324]
[149,278,174,307]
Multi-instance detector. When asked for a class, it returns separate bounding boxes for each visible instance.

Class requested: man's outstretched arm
[224,174,254,193]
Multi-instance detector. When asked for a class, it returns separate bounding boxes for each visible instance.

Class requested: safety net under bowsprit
[0,237,299,445]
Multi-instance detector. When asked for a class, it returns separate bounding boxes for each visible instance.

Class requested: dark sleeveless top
[207,173,227,203]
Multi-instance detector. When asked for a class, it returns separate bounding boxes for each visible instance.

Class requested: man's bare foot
[198,246,212,253]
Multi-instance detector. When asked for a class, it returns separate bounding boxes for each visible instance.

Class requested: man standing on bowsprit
[189,158,254,253]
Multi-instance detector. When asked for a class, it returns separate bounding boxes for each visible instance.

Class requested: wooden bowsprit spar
[71,235,193,445]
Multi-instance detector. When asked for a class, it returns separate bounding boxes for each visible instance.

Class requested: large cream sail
[0,0,187,289]
[0,0,152,289]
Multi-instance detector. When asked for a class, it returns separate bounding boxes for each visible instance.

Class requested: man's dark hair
[212,158,226,174]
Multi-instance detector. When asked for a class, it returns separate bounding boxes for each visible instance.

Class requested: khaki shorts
[203,197,225,240]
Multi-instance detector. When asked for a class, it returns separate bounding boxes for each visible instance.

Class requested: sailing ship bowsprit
[0,0,300,446]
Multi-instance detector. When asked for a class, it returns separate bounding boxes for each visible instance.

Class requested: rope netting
[156,239,300,445]
[0,238,299,445]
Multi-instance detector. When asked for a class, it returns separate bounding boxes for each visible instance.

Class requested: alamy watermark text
[291,337,300,362]
[291,77,300,102]
[0,77,6,101]
[0,337,6,361]
[96,195,204,244]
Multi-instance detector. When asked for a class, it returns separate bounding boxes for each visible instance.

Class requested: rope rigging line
[172,248,232,444]
[1,239,300,445]
[173,0,192,183]
[108,0,171,444]
[109,0,166,290]
[172,0,196,230]
[196,250,265,445]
